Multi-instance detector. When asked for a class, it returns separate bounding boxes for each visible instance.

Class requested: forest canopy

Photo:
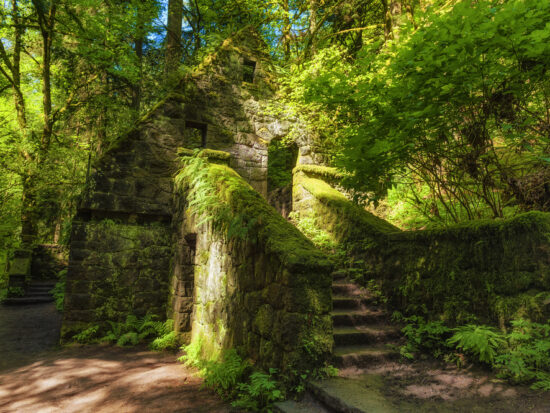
[1,0,549,256]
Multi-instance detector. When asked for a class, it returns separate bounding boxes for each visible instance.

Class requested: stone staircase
[331,271,401,374]
[275,271,403,413]
[3,280,56,305]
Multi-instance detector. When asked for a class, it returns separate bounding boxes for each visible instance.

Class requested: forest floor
[0,303,231,413]
[332,359,550,412]
[1,303,549,412]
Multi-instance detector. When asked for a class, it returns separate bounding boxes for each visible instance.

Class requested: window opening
[184,121,207,149]
[242,59,256,83]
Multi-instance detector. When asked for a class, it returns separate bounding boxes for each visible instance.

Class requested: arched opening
[267,139,298,219]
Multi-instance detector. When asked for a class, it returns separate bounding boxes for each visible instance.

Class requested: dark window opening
[184,121,207,149]
[184,233,197,262]
[242,59,256,83]
[267,140,298,219]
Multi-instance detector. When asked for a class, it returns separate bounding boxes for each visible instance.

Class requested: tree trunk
[12,0,27,130]
[165,0,183,76]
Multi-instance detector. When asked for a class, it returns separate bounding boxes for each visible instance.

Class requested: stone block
[64,293,92,311]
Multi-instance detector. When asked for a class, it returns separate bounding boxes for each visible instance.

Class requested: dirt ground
[0,303,232,413]
[1,303,549,412]
[341,359,550,412]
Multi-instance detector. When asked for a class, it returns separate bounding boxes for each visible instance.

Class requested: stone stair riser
[331,312,386,327]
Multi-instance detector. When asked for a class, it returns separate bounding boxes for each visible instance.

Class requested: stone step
[331,309,387,327]
[28,286,55,293]
[307,377,398,413]
[332,296,374,311]
[333,325,401,346]
[333,344,400,369]
[25,292,53,298]
[3,296,54,305]
[332,283,368,297]
[331,269,348,281]
[29,280,57,286]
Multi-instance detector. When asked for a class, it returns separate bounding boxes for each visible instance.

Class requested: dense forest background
[0,0,549,260]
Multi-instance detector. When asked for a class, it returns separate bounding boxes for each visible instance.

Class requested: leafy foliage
[100,314,176,348]
[73,325,100,344]
[69,314,177,350]
[296,0,550,225]
[179,342,284,412]
[202,349,251,399]
[51,269,67,312]
[399,316,550,390]
[232,369,284,412]
[495,319,550,390]
[447,324,506,364]
[394,313,452,359]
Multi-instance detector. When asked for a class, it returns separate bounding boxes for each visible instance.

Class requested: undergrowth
[179,339,338,412]
[51,269,66,311]
[71,314,179,351]
[394,313,550,390]
[179,342,283,412]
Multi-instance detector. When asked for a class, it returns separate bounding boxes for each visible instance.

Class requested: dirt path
[0,303,62,371]
[0,303,232,413]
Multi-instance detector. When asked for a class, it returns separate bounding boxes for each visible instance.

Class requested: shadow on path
[0,303,231,412]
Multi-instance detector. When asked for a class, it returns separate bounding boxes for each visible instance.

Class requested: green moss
[178,148,231,163]
[293,164,344,181]
[295,173,399,252]
[178,160,332,274]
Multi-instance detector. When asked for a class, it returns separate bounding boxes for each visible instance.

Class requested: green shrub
[202,349,250,399]
[495,319,550,389]
[399,316,550,390]
[178,343,285,412]
[100,314,175,347]
[69,314,177,349]
[232,369,284,412]
[395,313,452,359]
[73,325,100,343]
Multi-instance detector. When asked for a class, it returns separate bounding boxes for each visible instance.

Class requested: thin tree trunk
[10,0,27,131]
[165,0,183,75]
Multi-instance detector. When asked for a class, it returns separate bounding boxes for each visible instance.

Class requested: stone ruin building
[62,28,334,370]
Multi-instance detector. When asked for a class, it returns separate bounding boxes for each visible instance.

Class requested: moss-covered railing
[172,155,333,372]
[293,166,550,326]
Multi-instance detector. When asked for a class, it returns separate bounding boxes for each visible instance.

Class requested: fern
[73,325,100,343]
[232,369,284,412]
[179,337,204,367]
[398,315,452,359]
[117,331,140,346]
[447,324,505,364]
[202,349,250,398]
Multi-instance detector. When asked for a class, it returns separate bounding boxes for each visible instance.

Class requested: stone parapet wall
[292,167,550,325]
[172,157,333,371]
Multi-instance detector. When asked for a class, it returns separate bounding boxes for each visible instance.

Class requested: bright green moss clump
[295,172,399,253]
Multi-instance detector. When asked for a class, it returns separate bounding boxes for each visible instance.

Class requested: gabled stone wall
[62,28,334,374]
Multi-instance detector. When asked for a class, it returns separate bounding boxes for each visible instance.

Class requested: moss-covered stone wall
[172,156,333,372]
[293,167,550,326]
[62,219,171,338]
